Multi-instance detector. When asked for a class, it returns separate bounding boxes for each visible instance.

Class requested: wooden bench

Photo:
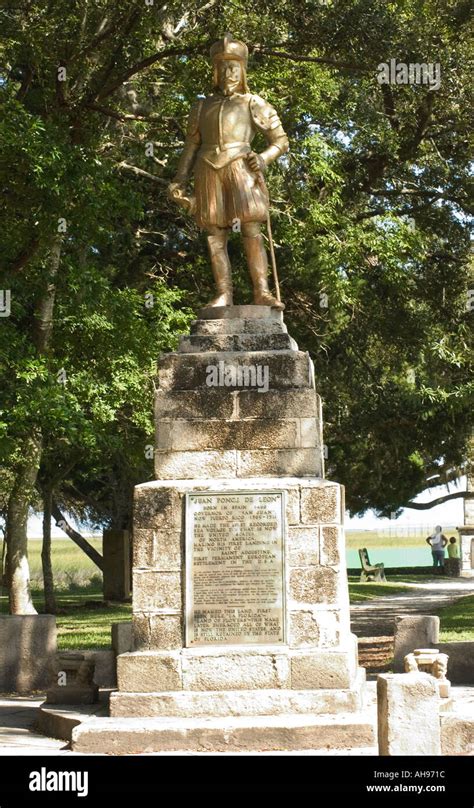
[358,547,386,582]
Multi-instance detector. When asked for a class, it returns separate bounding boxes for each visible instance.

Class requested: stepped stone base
[111,667,366,718]
[71,711,375,754]
[154,305,323,479]
[97,305,367,754]
[36,702,107,742]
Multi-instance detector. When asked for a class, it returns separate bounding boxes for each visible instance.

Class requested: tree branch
[115,161,167,184]
[398,93,435,161]
[95,43,209,102]
[405,491,474,510]
[380,84,399,131]
[250,45,364,72]
[51,499,103,571]
[4,237,41,274]
[85,103,161,122]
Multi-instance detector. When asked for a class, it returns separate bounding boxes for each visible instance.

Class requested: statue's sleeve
[172,99,203,183]
[249,95,289,164]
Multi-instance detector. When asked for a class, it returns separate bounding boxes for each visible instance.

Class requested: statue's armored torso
[194,92,284,170]
[184,92,287,228]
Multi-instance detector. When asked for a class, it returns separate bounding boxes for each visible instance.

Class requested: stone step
[191,318,287,336]
[158,351,314,392]
[71,712,375,754]
[178,333,297,353]
[36,702,107,742]
[110,672,366,718]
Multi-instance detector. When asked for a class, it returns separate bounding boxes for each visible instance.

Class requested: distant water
[346,547,438,568]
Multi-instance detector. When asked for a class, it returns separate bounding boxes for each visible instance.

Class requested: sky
[17,475,467,538]
[345,475,466,532]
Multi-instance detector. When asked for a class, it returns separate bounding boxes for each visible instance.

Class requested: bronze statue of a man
[168,34,289,310]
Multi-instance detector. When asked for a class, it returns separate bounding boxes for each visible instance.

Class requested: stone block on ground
[0,615,56,694]
[47,651,98,705]
[393,616,440,672]
[377,672,441,755]
[435,641,474,684]
[85,650,116,688]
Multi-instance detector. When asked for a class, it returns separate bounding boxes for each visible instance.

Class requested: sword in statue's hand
[246,152,282,305]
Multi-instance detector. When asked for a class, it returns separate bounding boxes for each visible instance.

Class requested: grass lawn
[437,595,474,642]
[0,587,132,649]
[348,582,415,602]
[0,537,131,649]
[54,595,132,649]
[0,537,104,592]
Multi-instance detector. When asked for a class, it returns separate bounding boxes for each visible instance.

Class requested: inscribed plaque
[185,491,285,646]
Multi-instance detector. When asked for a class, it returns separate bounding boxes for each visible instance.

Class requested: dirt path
[350,577,474,673]
[351,578,474,637]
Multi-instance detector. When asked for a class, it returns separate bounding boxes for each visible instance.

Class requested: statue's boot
[206,233,233,306]
[243,233,285,310]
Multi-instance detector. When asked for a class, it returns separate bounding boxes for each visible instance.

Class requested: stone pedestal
[0,615,56,693]
[457,526,474,572]
[377,673,441,756]
[73,306,371,752]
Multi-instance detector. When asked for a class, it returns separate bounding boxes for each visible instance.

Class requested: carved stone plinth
[72,307,372,752]
[404,648,450,698]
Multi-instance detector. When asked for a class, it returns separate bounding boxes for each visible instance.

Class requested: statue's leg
[205,226,233,307]
[241,222,284,310]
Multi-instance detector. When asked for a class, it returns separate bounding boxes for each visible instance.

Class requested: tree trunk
[41,486,56,614]
[51,500,104,571]
[5,237,62,614]
[5,431,42,614]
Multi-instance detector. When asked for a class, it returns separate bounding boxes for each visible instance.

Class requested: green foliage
[0,0,472,527]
